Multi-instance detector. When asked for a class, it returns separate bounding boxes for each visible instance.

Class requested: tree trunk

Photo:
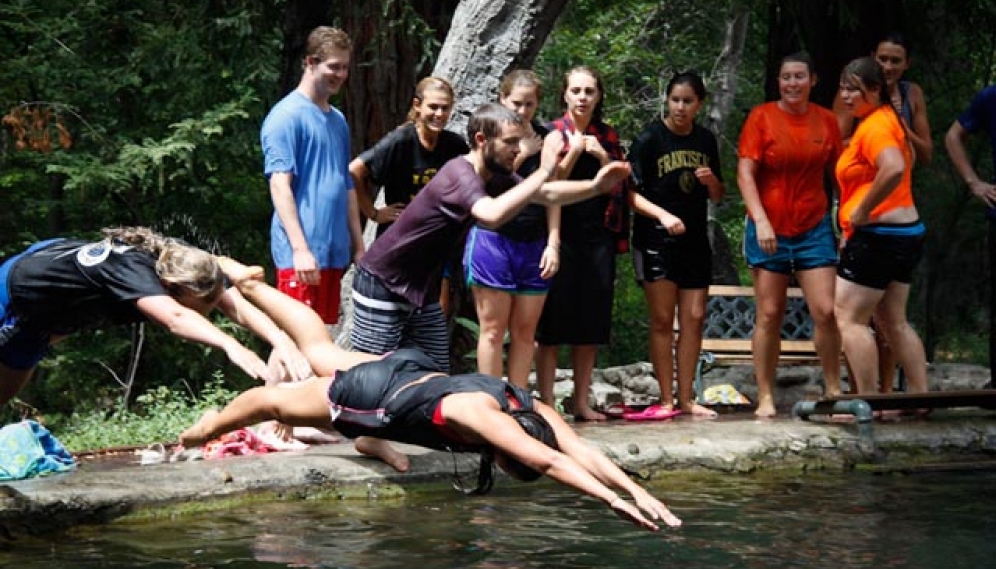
[277,0,331,97]
[432,0,571,136]
[705,3,750,286]
[338,1,460,154]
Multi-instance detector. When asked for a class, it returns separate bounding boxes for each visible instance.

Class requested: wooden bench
[691,285,825,395]
[798,390,996,413]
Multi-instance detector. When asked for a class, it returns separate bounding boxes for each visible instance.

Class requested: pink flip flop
[623,404,683,422]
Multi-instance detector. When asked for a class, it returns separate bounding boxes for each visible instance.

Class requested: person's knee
[648,315,676,337]
[754,308,784,331]
[478,323,506,347]
[811,309,839,332]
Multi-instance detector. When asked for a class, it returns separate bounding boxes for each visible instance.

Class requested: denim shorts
[744,214,838,274]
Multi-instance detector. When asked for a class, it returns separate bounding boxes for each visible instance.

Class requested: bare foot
[179,409,220,448]
[216,256,265,286]
[754,394,777,418]
[355,436,410,472]
[574,407,607,422]
[681,402,718,418]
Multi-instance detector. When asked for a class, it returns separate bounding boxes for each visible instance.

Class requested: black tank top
[328,348,534,452]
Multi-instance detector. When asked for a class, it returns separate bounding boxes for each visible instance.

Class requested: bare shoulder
[908,82,928,106]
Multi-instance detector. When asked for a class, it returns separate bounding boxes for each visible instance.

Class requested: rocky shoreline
[549,361,992,413]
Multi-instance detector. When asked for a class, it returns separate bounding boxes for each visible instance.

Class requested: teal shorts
[744,214,837,274]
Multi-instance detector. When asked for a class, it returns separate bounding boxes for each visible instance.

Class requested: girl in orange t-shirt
[736,52,844,417]
[833,56,928,398]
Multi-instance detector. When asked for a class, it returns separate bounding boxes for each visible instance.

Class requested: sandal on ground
[623,404,682,422]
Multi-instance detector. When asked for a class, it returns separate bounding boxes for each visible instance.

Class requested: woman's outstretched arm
[441,393,681,531]
[215,286,313,384]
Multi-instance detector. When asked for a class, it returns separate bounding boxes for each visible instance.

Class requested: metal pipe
[792,398,874,441]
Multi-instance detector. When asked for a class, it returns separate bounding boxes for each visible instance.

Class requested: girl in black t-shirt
[465,70,561,391]
[350,76,469,238]
[0,227,310,412]
[628,72,724,418]
[350,77,470,314]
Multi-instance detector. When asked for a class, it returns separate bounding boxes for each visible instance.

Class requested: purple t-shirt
[360,157,515,306]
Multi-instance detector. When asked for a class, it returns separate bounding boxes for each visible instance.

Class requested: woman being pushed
[181,259,681,532]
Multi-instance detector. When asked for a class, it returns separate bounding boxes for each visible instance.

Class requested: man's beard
[483,141,513,176]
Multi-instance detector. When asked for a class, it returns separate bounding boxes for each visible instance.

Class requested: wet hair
[500,409,559,481]
[102,226,225,304]
[466,102,522,149]
[302,26,352,69]
[560,65,606,123]
[451,409,560,495]
[876,31,911,58]
[407,76,456,122]
[779,51,815,75]
[499,69,543,101]
[666,71,707,100]
[841,56,889,107]
[841,56,910,145]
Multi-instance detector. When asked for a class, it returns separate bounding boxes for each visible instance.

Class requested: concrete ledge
[2,411,996,537]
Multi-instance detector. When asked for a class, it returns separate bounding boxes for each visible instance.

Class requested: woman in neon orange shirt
[834,32,933,394]
[737,52,843,417]
[834,56,927,397]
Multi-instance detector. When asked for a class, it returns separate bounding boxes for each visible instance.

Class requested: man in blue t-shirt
[946,84,996,384]
[261,26,364,326]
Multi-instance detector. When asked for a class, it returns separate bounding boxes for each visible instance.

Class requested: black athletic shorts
[837,223,925,290]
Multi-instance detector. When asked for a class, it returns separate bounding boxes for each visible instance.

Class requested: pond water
[2,469,994,568]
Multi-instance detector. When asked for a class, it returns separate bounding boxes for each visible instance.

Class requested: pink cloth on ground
[201,428,277,459]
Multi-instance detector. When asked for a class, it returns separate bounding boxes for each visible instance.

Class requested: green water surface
[2,470,993,568]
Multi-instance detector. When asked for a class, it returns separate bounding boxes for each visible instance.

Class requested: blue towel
[0,420,75,481]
